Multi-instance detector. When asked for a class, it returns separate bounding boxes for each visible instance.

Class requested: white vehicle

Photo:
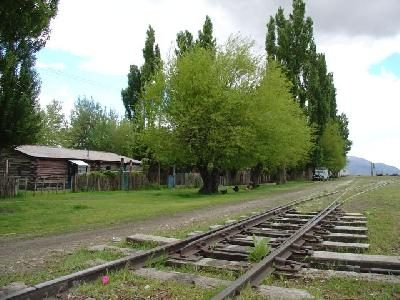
[313,168,329,181]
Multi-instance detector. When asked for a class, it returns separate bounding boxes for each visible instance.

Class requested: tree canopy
[121,25,161,121]
[140,37,313,193]
[38,99,68,146]
[0,0,59,149]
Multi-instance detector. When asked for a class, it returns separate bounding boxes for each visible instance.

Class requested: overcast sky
[36,0,400,168]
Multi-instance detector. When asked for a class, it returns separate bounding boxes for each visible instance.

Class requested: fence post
[15,178,18,196]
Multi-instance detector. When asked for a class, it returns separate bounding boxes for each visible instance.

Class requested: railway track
[4,180,395,300]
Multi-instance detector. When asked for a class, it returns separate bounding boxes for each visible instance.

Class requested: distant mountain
[346,156,400,175]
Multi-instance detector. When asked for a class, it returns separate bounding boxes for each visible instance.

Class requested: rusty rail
[211,181,391,300]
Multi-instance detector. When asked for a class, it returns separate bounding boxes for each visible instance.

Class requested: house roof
[15,145,141,164]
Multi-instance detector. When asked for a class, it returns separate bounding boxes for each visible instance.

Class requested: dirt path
[0,180,352,275]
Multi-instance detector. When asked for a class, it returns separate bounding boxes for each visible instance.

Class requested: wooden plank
[344,213,364,216]
[299,268,400,284]
[320,241,369,251]
[311,251,400,269]
[330,226,368,234]
[167,257,249,271]
[325,233,368,242]
[126,234,179,246]
[134,268,314,299]
[274,217,309,224]
[284,213,315,218]
[134,267,231,288]
[328,220,367,227]
[340,216,367,221]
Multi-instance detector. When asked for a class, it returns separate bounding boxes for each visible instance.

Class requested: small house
[0,145,141,188]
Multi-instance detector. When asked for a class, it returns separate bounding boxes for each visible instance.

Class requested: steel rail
[211,198,342,300]
[211,181,391,300]
[3,190,338,300]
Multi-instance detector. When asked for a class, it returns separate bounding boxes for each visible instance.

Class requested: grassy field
[343,180,400,255]
[0,249,124,287]
[0,181,311,238]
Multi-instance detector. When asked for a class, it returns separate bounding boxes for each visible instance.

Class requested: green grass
[0,249,124,287]
[0,181,310,238]
[248,236,270,263]
[72,268,223,300]
[261,179,400,299]
[264,275,400,300]
[343,180,400,255]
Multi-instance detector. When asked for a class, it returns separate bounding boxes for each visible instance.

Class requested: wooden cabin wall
[0,150,35,181]
[36,158,68,178]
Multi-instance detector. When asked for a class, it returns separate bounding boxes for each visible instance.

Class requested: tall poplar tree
[175,30,193,57]
[0,0,59,149]
[196,15,217,51]
[121,25,161,120]
[265,0,351,169]
[121,65,141,119]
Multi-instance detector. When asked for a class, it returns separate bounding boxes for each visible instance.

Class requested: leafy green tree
[265,17,277,61]
[121,65,141,119]
[175,30,194,57]
[266,0,351,171]
[144,39,259,193]
[109,119,136,157]
[68,97,118,151]
[121,25,161,121]
[320,120,346,174]
[251,62,313,183]
[266,0,314,108]
[141,25,162,85]
[196,15,217,51]
[337,113,352,154]
[38,99,68,146]
[0,0,59,149]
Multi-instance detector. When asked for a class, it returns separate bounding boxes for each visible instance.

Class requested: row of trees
[119,1,351,192]
[1,0,351,194]
[265,0,351,172]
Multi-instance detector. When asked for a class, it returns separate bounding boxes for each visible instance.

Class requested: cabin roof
[15,145,141,164]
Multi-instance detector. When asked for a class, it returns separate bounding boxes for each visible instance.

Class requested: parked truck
[313,168,329,181]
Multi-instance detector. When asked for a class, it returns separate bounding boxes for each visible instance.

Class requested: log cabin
[0,145,141,188]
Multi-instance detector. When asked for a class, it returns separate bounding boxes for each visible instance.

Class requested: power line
[38,67,124,91]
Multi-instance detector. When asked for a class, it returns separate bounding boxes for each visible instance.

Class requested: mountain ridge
[346,156,400,175]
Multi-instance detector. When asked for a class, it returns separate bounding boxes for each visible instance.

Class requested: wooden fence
[72,172,149,192]
[175,173,203,187]
[0,176,17,198]
[175,170,270,187]
[32,177,67,194]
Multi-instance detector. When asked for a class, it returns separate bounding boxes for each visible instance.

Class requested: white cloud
[318,34,400,167]
[46,0,232,75]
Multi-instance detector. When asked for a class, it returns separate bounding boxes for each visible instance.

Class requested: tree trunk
[198,166,219,194]
[250,162,263,186]
[277,165,287,184]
